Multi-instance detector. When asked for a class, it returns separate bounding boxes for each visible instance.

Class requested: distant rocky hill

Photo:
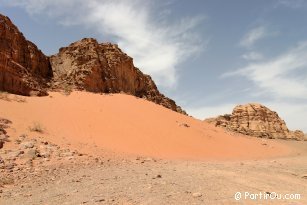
[205,103,306,141]
[0,14,185,114]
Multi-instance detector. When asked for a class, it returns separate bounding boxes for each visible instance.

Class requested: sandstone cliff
[0,14,185,114]
[205,103,305,140]
[0,14,52,96]
[50,38,185,114]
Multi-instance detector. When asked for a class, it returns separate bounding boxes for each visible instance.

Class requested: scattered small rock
[6,150,24,159]
[39,150,51,158]
[60,152,74,157]
[24,149,37,159]
[152,174,162,179]
[180,123,190,128]
[5,163,15,170]
[20,141,34,149]
[192,192,202,197]
[94,198,105,202]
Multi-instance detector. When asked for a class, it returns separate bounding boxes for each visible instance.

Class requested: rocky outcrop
[291,130,306,141]
[50,38,185,113]
[0,13,185,113]
[205,103,305,140]
[0,14,52,96]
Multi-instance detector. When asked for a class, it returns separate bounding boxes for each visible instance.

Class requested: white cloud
[241,52,263,61]
[2,0,204,88]
[218,41,307,132]
[240,26,268,48]
[224,42,307,100]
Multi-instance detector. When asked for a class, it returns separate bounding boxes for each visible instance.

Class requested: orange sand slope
[0,92,290,160]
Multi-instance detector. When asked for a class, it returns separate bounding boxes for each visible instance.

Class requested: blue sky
[1,0,307,132]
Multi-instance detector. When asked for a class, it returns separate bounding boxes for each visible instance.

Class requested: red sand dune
[0,92,290,160]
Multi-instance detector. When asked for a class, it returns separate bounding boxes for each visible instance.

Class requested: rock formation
[0,13,185,114]
[205,103,305,140]
[0,14,52,96]
[50,38,185,113]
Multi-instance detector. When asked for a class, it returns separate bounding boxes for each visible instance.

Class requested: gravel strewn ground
[1,141,306,205]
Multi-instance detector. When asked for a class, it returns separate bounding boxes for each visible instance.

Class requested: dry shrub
[29,122,44,133]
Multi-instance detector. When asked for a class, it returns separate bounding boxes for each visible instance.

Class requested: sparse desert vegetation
[29,122,44,133]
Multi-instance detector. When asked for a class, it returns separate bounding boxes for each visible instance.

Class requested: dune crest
[0,92,290,160]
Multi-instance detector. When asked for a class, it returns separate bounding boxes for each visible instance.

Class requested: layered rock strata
[205,103,305,140]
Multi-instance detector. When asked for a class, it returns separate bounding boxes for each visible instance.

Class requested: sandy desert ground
[0,92,306,205]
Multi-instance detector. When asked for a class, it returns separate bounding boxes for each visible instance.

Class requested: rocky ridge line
[50,38,185,114]
[0,14,185,114]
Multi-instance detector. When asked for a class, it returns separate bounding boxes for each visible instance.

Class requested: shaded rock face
[205,103,305,140]
[50,38,185,114]
[0,14,52,96]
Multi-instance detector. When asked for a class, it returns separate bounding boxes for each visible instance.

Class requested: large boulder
[0,14,52,96]
[50,38,185,114]
[205,103,304,140]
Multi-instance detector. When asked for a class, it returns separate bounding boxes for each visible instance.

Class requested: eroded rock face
[0,13,185,113]
[205,103,305,140]
[50,38,185,113]
[0,14,52,96]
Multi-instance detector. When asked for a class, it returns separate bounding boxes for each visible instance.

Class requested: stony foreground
[0,92,306,204]
[1,140,306,205]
